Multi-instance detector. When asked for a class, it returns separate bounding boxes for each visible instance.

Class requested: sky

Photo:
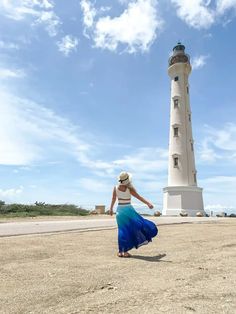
[0,0,236,214]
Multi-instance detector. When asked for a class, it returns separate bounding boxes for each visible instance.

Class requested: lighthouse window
[189,114,191,121]
[194,173,197,183]
[174,157,179,167]
[187,86,189,93]
[174,127,179,137]
[174,99,179,108]
[174,76,179,81]
[191,142,194,151]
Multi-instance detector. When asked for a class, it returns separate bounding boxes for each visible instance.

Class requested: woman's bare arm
[109,187,117,215]
[129,188,154,209]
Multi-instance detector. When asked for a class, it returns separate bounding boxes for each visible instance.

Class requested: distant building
[163,43,205,217]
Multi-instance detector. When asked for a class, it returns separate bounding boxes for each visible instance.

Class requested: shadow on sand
[131,253,171,263]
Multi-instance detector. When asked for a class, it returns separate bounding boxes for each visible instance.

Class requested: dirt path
[0,220,235,313]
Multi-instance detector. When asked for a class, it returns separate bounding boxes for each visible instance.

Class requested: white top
[116,185,131,204]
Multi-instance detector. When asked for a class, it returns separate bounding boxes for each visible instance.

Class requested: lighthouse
[163,43,205,216]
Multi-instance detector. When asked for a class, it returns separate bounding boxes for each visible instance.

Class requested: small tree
[35,201,46,206]
[0,200,5,207]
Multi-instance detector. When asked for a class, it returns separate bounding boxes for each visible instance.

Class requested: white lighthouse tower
[163,43,205,216]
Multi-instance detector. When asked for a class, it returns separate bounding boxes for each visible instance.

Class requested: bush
[0,203,90,217]
[35,201,46,206]
[0,200,5,207]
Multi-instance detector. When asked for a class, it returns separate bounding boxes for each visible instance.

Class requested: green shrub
[0,203,90,217]
[35,201,46,206]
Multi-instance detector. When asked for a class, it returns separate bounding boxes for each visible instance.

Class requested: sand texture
[0,220,236,313]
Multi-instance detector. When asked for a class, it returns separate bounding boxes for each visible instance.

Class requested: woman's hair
[119,182,136,192]
[126,182,136,192]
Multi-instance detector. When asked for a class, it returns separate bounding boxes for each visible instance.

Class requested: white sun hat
[118,171,132,185]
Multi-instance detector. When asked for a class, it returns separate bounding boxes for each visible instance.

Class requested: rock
[154,211,161,217]
[184,306,196,312]
[196,212,204,217]
[179,210,188,217]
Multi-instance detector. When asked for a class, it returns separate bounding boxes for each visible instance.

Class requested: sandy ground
[0,215,112,223]
[0,220,235,314]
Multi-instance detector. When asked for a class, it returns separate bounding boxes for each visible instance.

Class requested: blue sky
[0,0,236,213]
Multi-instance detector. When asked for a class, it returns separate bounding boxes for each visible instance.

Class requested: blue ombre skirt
[116,204,158,253]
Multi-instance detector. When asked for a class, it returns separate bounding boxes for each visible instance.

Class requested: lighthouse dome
[169,42,190,66]
[173,42,185,55]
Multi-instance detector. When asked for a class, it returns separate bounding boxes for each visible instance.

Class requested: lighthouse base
[162,186,205,217]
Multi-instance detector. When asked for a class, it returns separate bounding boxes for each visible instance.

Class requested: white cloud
[0,0,61,37]
[57,35,79,56]
[80,0,163,53]
[34,10,61,37]
[216,0,236,14]
[0,68,26,79]
[200,176,236,197]
[0,0,54,20]
[171,0,215,29]
[201,175,236,184]
[203,32,213,38]
[113,147,168,173]
[205,123,236,151]
[0,40,19,49]
[205,203,235,211]
[198,138,221,162]
[0,0,39,20]
[198,123,236,163]
[0,84,168,185]
[38,0,54,9]
[199,176,236,210]
[99,6,112,13]
[191,55,209,70]
[118,0,130,5]
[0,186,24,197]
[171,0,236,29]
[135,178,166,193]
[78,178,111,193]
[80,0,97,33]
[0,89,90,165]
[77,172,166,202]
[76,147,168,180]
[205,203,234,209]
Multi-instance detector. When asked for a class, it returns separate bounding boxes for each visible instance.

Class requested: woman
[109,171,158,257]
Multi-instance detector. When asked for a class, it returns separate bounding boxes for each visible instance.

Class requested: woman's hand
[147,202,154,209]
[109,209,113,216]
